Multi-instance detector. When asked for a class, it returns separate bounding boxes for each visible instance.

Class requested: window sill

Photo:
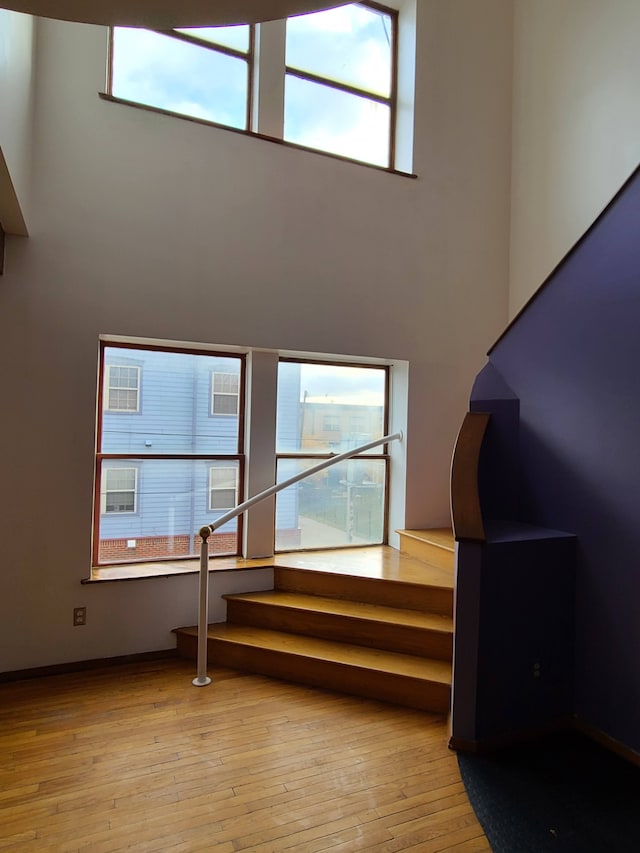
[98,93,417,179]
[84,555,276,583]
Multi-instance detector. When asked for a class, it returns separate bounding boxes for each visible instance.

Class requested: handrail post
[192,525,212,686]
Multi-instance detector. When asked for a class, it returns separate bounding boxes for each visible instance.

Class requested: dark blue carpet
[457,731,640,852]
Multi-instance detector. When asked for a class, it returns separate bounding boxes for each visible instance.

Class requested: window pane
[275,458,385,550]
[101,347,241,454]
[210,488,236,510]
[277,361,386,454]
[98,458,239,563]
[175,25,250,53]
[286,4,392,97]
[212,394,238,415]
[112,28,248,129]
[285,75,390,167]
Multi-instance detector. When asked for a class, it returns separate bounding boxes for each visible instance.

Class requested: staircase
[174,529,455,713]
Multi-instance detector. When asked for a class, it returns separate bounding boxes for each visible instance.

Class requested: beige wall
[510,0,640,317]
[0,0,512,671]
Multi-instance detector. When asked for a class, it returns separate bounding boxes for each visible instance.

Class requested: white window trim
[105,364,141,413]
[102,467,138,515]
[209,466,239,512]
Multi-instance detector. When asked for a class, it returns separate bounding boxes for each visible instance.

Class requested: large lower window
[94,344,245,565]
[275,359,389,551]
[107,2,398,170]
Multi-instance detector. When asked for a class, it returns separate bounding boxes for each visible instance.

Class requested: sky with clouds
[111,3,392,165]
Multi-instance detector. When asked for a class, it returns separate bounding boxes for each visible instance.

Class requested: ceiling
[0,1,348,27]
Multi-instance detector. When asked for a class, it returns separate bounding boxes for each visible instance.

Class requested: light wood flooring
[0,657,489,852]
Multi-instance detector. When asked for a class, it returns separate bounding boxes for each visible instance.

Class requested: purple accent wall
[478,164,640,753]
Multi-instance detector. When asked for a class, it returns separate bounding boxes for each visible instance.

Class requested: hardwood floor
[0,658,489,852]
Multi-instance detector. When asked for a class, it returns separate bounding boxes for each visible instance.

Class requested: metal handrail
[192,430,403,686]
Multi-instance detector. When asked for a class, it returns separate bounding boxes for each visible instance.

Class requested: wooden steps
[224,591,453,660]
[397,527,456,569]
[174,531,455,714]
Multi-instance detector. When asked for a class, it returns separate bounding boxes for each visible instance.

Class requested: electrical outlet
[533,661,541,678]
[73,606,87,627]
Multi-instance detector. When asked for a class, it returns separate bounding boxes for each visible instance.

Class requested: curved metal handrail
[192,430,403,685]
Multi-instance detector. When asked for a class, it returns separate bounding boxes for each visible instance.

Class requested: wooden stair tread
[224,591,453,634]
[179,624,452,684]
[398,528,455,552]
[273,547,454,589]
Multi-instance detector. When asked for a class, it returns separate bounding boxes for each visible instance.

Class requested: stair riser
[398,536,455,569]
[275,568,453,617]
[226,600,453,661]
[188,637,451,714]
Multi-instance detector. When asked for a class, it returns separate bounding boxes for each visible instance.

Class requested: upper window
[111,25,253,130]
[211,372,240,416]
[105,364,140,412]
[285,3,395,167]
[107,2,397,170]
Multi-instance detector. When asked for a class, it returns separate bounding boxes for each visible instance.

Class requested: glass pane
[112,28,248,129]
[101,347,242,454]
[275,458,385,550]
[175,25,250,53]
[276,361,386,454]
[285,75,390,167]
[212,394,238,415]
[98,459,239,563]
[286,4,392,97]
[108,388,138,411]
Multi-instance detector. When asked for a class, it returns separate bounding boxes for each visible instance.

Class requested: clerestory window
[107,2,399,170]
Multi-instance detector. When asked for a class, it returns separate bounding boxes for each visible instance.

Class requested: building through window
[95,344,244,564]
[95,343,391,567]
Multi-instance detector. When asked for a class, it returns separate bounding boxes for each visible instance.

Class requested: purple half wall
[457,163,640,755]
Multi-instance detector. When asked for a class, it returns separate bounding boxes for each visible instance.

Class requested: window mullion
[285,66,392,106]
[253,19,286,137]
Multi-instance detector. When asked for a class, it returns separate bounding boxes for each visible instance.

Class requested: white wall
[0,10,34,233]
[510,0,640,317]
[0,0,512,671]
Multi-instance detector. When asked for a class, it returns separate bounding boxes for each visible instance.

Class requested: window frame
[94,341,246,567]
[108,23,255,132]
[104,1,401,173]
[284,1,398,168]
[275,357,391,552]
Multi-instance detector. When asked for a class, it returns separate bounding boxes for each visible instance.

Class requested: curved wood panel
[450,412,491,542]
